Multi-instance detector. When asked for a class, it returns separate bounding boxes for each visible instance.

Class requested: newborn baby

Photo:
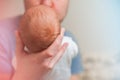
[13,5,79,80]
[19,5,60,53]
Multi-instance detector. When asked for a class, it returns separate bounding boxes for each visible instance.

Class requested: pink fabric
[0,16,20,75]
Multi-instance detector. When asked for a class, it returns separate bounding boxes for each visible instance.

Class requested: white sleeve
[62,36,78,59]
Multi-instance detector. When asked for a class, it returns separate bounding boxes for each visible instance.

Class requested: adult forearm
[12,71,43,80]
[0,74,11,80]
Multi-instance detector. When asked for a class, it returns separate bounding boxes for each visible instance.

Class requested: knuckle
[46,51,53,57]
[48,66,53,70]
[43,63,53,70]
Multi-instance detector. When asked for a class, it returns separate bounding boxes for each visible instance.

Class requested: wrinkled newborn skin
[19,5,60,53]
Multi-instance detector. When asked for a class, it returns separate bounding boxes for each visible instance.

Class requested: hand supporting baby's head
[19,5,60,53]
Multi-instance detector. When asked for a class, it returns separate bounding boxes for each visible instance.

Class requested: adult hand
[12,28,68,80]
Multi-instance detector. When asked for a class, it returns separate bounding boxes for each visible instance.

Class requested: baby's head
[19,5,60,53]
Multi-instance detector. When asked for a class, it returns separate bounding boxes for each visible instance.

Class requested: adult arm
[0,28,68,80]
[12,28,68,80]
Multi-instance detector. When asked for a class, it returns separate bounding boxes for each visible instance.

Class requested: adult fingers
[35,28,66,66]
[48,43,68,69]
[35,34,63,62]
[60,28,65,36]
[46,28,65,56]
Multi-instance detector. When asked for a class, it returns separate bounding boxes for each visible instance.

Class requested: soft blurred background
[0,0,120,80]
[0,0,24,20]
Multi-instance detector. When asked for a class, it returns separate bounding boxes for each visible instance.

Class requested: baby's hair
[19,5,60,53]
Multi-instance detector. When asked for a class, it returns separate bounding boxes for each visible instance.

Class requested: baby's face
[19,5,60,53]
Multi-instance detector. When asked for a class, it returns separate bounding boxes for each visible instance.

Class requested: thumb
[15,30,25,58]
